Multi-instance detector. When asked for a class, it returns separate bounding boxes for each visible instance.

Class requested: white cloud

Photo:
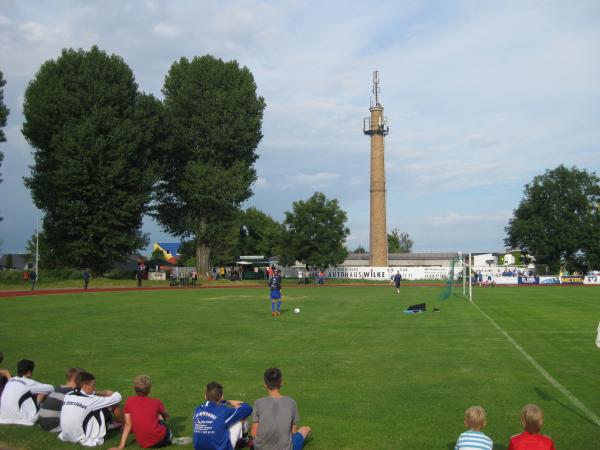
[153,22,181,38]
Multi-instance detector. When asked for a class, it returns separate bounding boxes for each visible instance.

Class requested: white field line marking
[471,301,600,427]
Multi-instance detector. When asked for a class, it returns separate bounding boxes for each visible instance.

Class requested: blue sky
[0,0,599,255]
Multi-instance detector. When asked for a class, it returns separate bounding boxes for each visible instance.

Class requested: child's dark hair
[206,381,223,402]
[76,371,96,389]
[264,368,282,390]
[17,359,35,376]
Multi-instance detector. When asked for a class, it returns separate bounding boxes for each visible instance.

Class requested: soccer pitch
[1,285,599,449]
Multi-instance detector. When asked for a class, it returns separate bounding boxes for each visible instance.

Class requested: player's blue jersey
[393,273,402,284]
[193,401,252,450]
[269,275,282,290]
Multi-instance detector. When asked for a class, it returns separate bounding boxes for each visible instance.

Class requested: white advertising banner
[584,275,600,285]
[538,276,561,285]
[326,266,451,281]
[493,276,519,285]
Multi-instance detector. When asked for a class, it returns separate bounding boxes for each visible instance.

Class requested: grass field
[1,284,599,449]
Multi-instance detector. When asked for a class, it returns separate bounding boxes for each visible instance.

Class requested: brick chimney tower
[363,71,389,267]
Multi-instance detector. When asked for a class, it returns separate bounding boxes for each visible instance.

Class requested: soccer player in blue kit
[392,271,402,294]
[269,269,282,316]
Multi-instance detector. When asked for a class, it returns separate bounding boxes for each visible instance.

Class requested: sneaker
[276,311,281,316]
[272,312,276,317]
[172,436,193,445]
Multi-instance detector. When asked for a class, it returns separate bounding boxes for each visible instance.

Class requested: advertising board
[326,266,451,281]
[493,276,519,285]
[584,275,600,285]
[561,275,584,285]
[518,276,539,285]
[538,276,560,285]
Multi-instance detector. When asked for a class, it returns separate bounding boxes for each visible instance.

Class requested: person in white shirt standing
[59,371,123,447]
[0,359,54,426]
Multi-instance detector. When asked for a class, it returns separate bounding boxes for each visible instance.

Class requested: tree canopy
[0,70,9,222]
[388,228,414,253]
[22,46,164,274]
[153,54,265,275]
[278,192,350,267]
[235,207,281,258]
[505,165,600,272]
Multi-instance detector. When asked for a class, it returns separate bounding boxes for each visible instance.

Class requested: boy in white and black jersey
[59,371,123,447]
[0,359,54,426]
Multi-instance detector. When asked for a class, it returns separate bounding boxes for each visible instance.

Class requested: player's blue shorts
[292,431,305,450]
[270,289,281,300]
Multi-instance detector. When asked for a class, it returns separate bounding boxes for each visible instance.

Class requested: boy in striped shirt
[454,406,493,450]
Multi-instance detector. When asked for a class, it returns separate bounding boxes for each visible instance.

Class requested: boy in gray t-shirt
[251,368,311,450]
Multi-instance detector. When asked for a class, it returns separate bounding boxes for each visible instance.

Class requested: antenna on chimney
[372,70,380,106]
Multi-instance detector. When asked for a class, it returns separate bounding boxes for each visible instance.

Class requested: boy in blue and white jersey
[454,406,493,450]
[269,269,282,317]
[193,381,252,450]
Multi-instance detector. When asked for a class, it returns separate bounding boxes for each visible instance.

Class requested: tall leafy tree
[352,245,367,254]
[0,70,9,222]
[505,165,600,272]
[279,192,350,267]
[22,46,164,274]
[236,207,281,257]
[155,55,265,275]
[388,228,414,253]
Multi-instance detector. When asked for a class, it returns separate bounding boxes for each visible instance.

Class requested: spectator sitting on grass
[39,367,85,432]
[193,381,252,450]
[508,404,555,450]
[59,371,123,447]
[110,375,172,449]
[454,405,493,450]
[0,352,11,400]
[251,368,311,450]
[0,359,54,426]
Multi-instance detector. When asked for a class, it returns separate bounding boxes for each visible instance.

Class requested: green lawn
[0,285,599,449]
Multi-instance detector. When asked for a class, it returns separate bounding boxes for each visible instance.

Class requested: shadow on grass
[535,387,597,427]
[447,442,507,450]
[169,416,188,436]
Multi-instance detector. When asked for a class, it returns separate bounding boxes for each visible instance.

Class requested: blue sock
[277,300,281,312]
[271,302,275,312]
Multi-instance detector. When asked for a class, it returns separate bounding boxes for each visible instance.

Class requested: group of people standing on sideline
[0,357,311,450]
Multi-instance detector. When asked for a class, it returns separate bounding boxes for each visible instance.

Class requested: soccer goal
[439,255,471,301]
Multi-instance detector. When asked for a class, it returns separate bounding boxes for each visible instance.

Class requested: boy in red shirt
[110,375,172,449]
[508,404,556,450]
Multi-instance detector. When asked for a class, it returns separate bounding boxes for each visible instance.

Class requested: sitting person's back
[251,368,311,450]
[508,404,555,450]
[39,367,84,432]
[59,371,122,447]
[454,406,493,450]
[0,359,53,426]
[111,374,172,449]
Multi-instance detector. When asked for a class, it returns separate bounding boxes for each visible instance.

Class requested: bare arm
[251,422,259,438]
[109,412,132,450]
[0,369,11,379]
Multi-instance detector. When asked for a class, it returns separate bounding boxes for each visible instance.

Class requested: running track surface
[0,283,594,298]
